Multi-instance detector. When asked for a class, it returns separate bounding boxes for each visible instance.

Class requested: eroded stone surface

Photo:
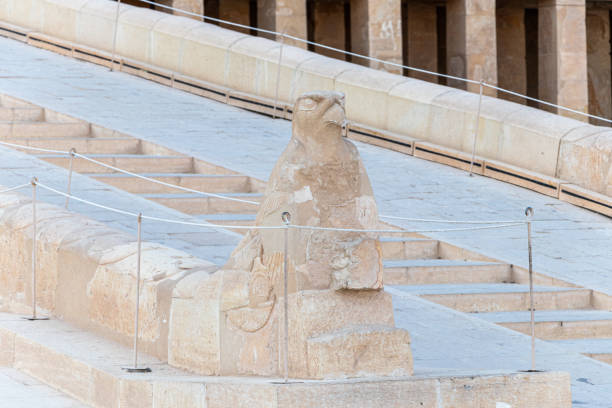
[169,91,412,379]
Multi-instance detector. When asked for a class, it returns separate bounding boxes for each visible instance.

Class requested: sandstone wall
[0,188,217,361]
[0,0,610,196]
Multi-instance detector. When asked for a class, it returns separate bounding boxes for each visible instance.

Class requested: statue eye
[301,98,317,111]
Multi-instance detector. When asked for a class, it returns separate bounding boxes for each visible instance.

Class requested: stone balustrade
[0,0,609,197]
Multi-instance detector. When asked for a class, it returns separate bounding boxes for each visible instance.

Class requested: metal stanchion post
[281,211,291,383]
[25,178,48,321]
[110,0,122,71]
[65,148,76,209]
[468,80,484,177]
[525,206,535,371]
[122,213,151,373]
[272,33,286,120]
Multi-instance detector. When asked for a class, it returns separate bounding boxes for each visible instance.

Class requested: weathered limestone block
[558,129,612,194]
[290,289,413,378]
[539,0,588,119]
[306,325,412,379]
[447,0,498,94]
[257,0,307,48]
[87,243,215,346]
[0,197,75,312]
[350,0,403,74]
[496,0,527,104]
[586,7,612,125]
[0,188,216,360]
[169,270,224,374]
[169,91,412,379]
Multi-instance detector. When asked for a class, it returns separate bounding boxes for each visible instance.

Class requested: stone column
[313,0,346,59]
[219,0,251,34]
[170,0,204,16]
[257,0,307,48]
[586,6,611,125]
[405,1,438,82]
[538,0,588,119]
[496,0,527,104]
[350,0,403,74]
[136,0,203,18]
[446,0,497,94]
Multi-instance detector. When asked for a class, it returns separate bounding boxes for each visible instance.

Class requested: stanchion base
[121,367,152,373]
[22,316,50,321]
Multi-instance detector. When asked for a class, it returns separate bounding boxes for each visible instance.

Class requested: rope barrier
[131,0,612,125]
[0,183,31,194]
[484,84,612,125]
[379,214,525,224]
[36,181,140,217]
[0,139,259,205]
[0,140,68,154]
[290,222,525,234]
[72,153,260,205]
[0,142,594,228]
[34,179,526,234]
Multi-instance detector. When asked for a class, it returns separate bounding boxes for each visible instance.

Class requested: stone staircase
[379,236,612,366]
[2,95,611,374]
[0,95,264,229]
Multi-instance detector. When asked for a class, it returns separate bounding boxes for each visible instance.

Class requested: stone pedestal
[350,0,403,74]
[405,1,438,83]
[586,6,611,125]
[447,0,498,95]
[538,0,588,120]
[497,0,527,104]
[168,91,412,379]
[257,0,307,48]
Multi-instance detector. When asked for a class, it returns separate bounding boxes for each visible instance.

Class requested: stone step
[200,213,256,229]
[0,106,44,121]
[0,367,87,407]
[548,339,612,365]
[379,237,439,259]
[90,173,254,194]
[0,311,568,408]
[8,136,141,154]
[0,311,208,407]
[0,122,90,139]
[391,284,592,313]
[383,260,512,285]
[36,154,194,174]
[142,192,261,214]
[474,310,612,340]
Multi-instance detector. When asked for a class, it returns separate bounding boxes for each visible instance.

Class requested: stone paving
[0,367,85,407]
[389,288,612,408]
[1,35,612,405]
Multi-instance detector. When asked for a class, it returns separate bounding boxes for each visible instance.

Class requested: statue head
[292,91,345,145]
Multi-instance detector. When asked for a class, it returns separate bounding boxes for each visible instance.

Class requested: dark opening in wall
[113,0,155,8]
[344,0,352,62]
[307,0,352,61]
[205,0,220,22]
[401,0,408,77]
[436,5,447,86]
[249,0,258,35]
[525,8,539,108]
[306,0,316,52]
